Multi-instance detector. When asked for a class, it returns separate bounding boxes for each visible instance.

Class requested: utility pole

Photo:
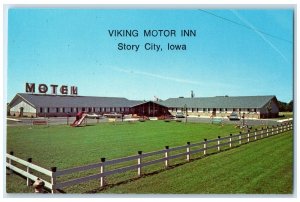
[184,104,187,123]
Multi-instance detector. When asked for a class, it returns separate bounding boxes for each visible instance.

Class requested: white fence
[6,122,293,193]
[6,153,56,193]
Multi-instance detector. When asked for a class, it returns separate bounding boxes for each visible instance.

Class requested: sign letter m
[25,83,35,93]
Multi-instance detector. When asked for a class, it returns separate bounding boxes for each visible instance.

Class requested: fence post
[229,134,232,148]
[266,127,269,137]
[165,146,169,168]
[100,158,106,187]
[239,132,242,144]
[203,139,207,155]
[281,124,283,133]
[9,151,14,175]
[271,126,274,135]
[261,127,264,138]
[138,151,142,176]
[27,158,32,186]
[279,124,282,133]
[247,130,250,143]
[186,142,190,161]
[254,129,257,140]
[285,123,288,131]
[217,136,221,151]
[50,167,57,194]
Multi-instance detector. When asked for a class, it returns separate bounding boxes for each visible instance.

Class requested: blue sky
[7,9,294,102]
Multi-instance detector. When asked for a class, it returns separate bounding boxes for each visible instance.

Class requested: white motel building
[8,93,279,119]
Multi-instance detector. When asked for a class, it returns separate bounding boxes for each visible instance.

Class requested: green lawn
[278,112,293,119]
[101,131,293,194]
[7,121,242,169]
[6,121,293,194]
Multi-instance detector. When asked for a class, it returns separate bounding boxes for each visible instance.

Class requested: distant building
[163,95,279,119]
[8,93,279,119]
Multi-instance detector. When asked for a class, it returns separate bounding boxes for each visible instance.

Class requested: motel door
[19,107,24,117]
[212,108,216,116]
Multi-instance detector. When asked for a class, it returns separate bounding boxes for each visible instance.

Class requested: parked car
[103,112,122,118]
[228,112,240,120]
[86,113,103,119]
[175,112,185,118]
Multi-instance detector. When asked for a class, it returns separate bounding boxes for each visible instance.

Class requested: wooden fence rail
[6,152,55,193]
[7,122,293,193]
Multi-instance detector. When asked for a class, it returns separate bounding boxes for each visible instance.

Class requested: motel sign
[25,83,78,95]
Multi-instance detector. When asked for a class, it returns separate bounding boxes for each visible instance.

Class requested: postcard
[5,6,294,196]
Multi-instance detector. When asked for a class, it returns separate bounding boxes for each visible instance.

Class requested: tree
[287,100,293,112]
[277,101,288,111]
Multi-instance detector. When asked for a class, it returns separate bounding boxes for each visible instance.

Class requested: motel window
[208,108,210,112]
[61,108,64,113]
[239,108,241,112]
[56,108,59,113]
[70,108,73,113]
[40,108,43,113]
[225,108,227,112]
[254,108,257,112]
[47,108,50,113]
[247,108,250,112]
[203,108,206,112]
[114,107,117,112]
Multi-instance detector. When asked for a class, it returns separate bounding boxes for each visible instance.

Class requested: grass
[101,131,293,194]
[6,121,293,194]
[7,121,242,169]
[278,112,293,119]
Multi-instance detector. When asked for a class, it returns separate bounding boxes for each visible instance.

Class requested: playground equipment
[71,113,87,127]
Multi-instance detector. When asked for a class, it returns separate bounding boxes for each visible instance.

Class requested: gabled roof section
[12,93,142,108]
[129,100,168,108]
[161,95,277,109]
[8,93,36,108]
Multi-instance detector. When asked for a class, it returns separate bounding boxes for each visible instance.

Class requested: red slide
[71,113,87,127]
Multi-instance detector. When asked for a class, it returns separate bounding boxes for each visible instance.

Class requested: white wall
[10,97,36,113]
